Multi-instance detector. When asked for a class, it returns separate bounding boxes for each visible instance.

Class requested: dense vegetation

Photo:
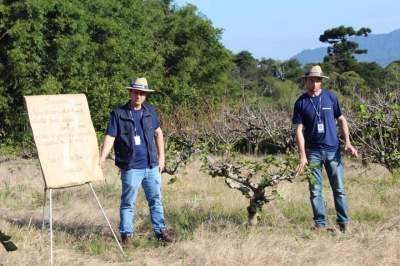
[0,0,235,148]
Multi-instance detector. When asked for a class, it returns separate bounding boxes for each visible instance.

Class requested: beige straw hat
[303,65,329,79]
[125,77,154,92]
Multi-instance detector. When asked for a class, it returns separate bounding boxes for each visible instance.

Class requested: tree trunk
[247,204,259,226]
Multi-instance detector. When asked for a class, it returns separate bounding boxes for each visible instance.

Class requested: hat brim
[125,87,155,92]
[303,73,329,79]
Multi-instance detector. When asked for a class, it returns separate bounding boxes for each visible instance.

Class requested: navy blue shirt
[106,107,160,169]
[292,89,342,151]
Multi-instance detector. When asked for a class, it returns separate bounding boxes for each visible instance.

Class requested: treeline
[232,50,400,110]
[0,0,236,148]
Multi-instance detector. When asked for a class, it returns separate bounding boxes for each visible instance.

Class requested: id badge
[134,135,141,145]
[317,122,325,133]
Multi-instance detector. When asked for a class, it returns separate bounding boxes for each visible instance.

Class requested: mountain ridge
[291,29,400,67]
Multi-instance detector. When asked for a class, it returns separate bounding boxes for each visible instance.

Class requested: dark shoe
[121,234,132,247]
[312,224,326,231]
[156,228,174,243]
[338,223,350,233]
[312,224,336,233]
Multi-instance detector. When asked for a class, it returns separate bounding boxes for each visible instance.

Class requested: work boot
[338,223,351,234]
[121,234,132,247]
[155,228,174,243]
[312,224,336,233]
[312,224,325,231]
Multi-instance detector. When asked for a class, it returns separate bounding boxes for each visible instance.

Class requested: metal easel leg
[88,182,125,255]
[42,189,47,231]
[49,188,53,266]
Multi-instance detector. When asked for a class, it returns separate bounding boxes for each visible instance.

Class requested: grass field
[0,156,399,265]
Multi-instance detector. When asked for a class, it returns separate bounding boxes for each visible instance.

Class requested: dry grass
[1,156,400,265]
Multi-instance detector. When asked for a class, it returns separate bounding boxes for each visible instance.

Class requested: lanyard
[309,94,322,122]
[129,109,143,136]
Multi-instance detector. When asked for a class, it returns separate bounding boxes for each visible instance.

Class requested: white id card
[134,136,141,145]
[317,123,325,133]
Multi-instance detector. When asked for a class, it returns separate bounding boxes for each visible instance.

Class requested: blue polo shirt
[106,107,160,169]
[292,89,342,151]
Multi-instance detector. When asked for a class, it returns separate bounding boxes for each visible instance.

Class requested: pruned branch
[163,138,196,176]
[205,154,299,226]
[346,91,400,170]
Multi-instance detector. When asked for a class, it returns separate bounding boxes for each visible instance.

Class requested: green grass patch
[132,237,161,249]
[31,190,46,208]
[280,200,310,225]
[373,175,400,206]
[165,204,247,240]
[352,208,385,223]
[0,143,24,158]
[96,181,120,200]
[0,181,12,201]
[0,181,34,209]
[52,190,75,207]
[69,235,111,255]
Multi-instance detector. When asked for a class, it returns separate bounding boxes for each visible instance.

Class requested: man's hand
[295,123,307,173]
[345,143,358,158]
[159,159,165,173]
[99,135,115,169]
[338,116,358,158]
[297,155,308,173]
[154,127,165,173]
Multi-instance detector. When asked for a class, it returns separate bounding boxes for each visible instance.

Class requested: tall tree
[319,26,371,72]
[158,4,235,107]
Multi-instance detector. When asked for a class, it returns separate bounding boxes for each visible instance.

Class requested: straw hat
[125,77,154,92]
[303,65,329,79]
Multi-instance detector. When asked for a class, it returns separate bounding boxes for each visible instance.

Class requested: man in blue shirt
[99,77,173,246]
[292,65,358,233]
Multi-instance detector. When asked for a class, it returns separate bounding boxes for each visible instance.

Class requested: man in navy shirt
[100,77,173,246]
[292,65,358,233]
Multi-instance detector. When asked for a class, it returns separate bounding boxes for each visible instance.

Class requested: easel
[41,182,124,265]
[24,94,125,265]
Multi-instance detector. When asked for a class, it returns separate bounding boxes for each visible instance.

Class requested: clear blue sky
[174,0,400,60]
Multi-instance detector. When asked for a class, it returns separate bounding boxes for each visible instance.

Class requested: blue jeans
[307,149,349,226]
[119,167,166,236]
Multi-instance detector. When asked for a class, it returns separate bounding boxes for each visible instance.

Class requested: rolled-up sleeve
[105,111,118,137]
[292,101,303,125]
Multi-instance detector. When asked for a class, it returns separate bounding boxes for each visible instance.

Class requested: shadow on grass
[4,216,114,239]
[3,205,248,248]
[4,215,128,255]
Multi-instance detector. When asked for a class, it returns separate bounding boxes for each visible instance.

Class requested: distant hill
[292,29,400,67]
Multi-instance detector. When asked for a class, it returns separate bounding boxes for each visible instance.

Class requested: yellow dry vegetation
[0,157,399,265]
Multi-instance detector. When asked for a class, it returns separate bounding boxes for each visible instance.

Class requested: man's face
[129,89,147,106]
[305,77,323,93]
